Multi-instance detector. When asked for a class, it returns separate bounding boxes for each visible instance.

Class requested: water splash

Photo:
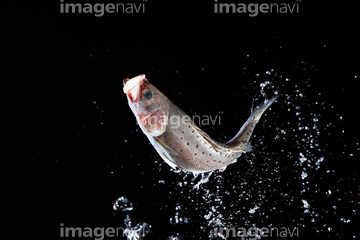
[193,171,213,190]
[160,67,352,239]
[123,221,152,240]
[113,197,151,240]
[170,203,189,225]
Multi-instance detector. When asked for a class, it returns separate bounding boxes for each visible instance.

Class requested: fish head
[123,74,168,136]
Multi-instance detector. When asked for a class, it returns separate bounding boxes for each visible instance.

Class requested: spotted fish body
[123,74,278,174]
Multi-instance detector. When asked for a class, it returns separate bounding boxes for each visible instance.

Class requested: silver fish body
[123,74,278,174]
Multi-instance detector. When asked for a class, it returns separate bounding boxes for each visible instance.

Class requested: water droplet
[135,222,152,237]
[167,234,182,240]
[113,196,133,211]
[124,214,132,228]
[302,199,310,209]
[170,204,188,226]
[326,190,332,197]
[249,205,260,214]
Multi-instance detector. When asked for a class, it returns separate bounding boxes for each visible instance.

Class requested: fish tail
[242,141,253,152]
[225,95,278,151]
[252,95,279,121]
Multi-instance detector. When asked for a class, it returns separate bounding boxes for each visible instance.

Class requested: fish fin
[243,141,253,152]
[150,137,180,169]
[226,95,278,148]
[252,95,279,122]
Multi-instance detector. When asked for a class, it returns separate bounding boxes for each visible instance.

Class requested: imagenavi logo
[214,0,301,17]
[60,0,147,17]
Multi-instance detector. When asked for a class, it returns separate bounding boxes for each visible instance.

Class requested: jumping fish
[123,74,278,174]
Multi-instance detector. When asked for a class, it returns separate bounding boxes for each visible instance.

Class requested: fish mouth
[123,74,146,93]
[123,74,146,103]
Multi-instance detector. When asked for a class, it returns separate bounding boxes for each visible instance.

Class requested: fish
[123,74,278,174]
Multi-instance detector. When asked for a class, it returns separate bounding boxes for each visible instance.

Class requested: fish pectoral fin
[152,137,180,169]
[154,137,179,157]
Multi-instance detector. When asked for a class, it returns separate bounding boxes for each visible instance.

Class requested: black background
[5,0,360,239]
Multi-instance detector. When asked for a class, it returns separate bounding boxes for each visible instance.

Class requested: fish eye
[144,90,152,100]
